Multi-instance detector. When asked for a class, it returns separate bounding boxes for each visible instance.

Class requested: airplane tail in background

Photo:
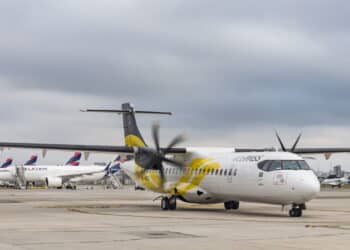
[24,155,38,166]
[1,158,13,168]
[66,152,82,166]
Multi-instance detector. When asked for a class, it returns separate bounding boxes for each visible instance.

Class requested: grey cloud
[0,0,350,138]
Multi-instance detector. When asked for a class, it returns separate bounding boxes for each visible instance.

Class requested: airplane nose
[303,175,320,200]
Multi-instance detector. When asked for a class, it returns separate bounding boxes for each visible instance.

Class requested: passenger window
[215,169,219,175]
[228,169,232,176]
[234,169,237,176]
[268,161,282,171]
[219,169,223,176]
[224,169,227,176]
[298,160,311,170]
[282,161,299,170]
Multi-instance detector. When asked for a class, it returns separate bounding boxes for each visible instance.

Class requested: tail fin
[66,152,82,166]
[81,102,172,147]
[1,158,13,168]
[24,155,38,166]
[121,103,147,147]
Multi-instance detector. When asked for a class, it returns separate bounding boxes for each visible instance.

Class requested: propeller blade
[291,133,302,152]
[162,157,184,168]
[152,122,160,152]
[164,134,186,154]
[275,131,286,152]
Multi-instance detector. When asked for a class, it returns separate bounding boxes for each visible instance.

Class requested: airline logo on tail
[66,152,82,166]
[105,156,125,176]
[24,155,38,166]
[1,158,13,168]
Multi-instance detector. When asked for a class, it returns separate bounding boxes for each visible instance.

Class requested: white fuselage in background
[0,165,105,184]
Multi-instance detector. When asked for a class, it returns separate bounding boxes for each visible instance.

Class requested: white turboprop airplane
[0,164,109,189]
[2,102,350,217]
[322,176,350,188]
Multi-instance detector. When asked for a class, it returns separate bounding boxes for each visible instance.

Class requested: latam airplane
[0,164,110,189]
[2,103,350,217]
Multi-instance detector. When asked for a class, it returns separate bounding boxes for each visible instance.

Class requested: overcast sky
[0,1,350,171]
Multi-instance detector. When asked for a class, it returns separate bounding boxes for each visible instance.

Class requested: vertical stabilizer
[121,103,147,147]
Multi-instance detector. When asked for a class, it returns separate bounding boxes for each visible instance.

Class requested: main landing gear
[289,204,306,217]
[224,200,240,210]
[161,196,177,210]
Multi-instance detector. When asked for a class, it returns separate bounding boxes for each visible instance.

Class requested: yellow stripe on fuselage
[174,158,220,195]
[134,163,164,193]
[133,157,220,195]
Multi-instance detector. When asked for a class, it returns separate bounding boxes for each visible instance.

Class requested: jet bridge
[15,166,26,189]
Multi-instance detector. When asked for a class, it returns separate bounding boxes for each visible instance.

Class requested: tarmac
[0,187,349,250]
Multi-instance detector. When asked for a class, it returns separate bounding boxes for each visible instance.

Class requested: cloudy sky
[0,0,350,171]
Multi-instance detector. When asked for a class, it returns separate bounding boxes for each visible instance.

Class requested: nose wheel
[289,204,305,217]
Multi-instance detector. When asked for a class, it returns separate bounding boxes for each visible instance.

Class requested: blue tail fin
[1,158,13,168]
[24,155,38,166]
[66,152,82,166]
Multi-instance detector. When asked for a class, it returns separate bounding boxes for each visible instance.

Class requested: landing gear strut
[224,200,240,210]
[289,204,305,217]
[161,196,177,210]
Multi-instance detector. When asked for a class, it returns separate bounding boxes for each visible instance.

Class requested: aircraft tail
[81,102,172,147]
[105,155,124,176]
[24,155,38,166]
[1,158,13,168]
[66,152,82,166]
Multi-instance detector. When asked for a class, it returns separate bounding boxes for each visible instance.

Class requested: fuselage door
[258,170,264,186]
[227,168,233,183]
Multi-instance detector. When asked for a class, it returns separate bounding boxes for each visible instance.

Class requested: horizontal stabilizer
[80,109,172,115]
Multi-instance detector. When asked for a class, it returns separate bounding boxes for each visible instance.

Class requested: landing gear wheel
[224,201,232,210]
[289,208,302,217]
[224,201,240,210]
[168,197,177,210]
[161,197,169,210]
[231,201,240,210]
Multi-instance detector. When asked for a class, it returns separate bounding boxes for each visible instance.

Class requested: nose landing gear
[289,204,305,217]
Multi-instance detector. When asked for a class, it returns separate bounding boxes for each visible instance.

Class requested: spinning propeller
[134,123,185,186]
[275,131,302,153]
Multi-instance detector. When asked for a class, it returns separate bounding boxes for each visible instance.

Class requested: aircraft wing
[58,169,106,184]
[235,147,350,160]
[0,142,187,155]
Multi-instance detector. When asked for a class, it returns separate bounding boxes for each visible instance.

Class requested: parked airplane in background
[69,156,122,187]
[322,176,350,188]
[0,163,111,189]
[2,103,350,217]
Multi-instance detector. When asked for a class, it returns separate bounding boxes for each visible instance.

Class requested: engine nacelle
[46,177,63,188]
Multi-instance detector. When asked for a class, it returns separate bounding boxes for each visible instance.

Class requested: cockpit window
[282,160,299,170]
[268,161,282,171]
[258,160,311,171]
[297,160,311,170]
[257,160,270,171]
